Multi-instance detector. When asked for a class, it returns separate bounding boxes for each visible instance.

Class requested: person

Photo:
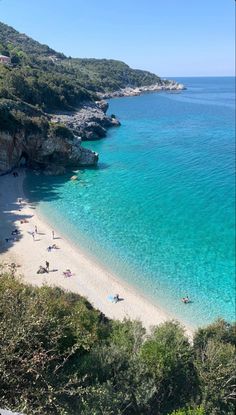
[35,225,38,234]
[63,269,72,277]
[52,230,55,239]
[37,265,48,274]
[47,246,52,252]
[113,294,120,303]
[46,261,49,272]
[181,296,190,304]
[11,229,19,235]
[32,232,35,241]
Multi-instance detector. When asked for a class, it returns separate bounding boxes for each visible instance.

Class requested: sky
[0,0,235,77]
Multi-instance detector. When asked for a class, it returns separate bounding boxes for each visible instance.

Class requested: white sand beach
[0,170,193,336]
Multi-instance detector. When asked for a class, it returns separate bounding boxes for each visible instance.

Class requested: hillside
[0,21,165,110]
[62,58,162,93]
[0,21,65,59]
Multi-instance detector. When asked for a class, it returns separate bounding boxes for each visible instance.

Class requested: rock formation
[99,81,185,99]
[0,124,98,175]
[51,102,120,141]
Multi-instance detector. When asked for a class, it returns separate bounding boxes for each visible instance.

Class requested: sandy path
[0,170,193,336]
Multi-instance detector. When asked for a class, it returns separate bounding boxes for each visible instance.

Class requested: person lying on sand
[113,294,120,303]
[63,269,72,277]
[47,244,59,252]
[37,265,49,274]
[20,219,29,224]
[11,229,20,235]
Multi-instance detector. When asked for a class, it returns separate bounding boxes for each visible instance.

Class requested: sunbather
[37,265,48,274]
[63,269,72,277]
[113,294,120,303]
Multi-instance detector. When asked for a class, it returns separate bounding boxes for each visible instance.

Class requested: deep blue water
[25,77,235,328]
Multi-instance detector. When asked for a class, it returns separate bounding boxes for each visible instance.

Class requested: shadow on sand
[0,168,78,256]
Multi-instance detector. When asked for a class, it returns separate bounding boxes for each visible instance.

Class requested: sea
[24,77,236,329]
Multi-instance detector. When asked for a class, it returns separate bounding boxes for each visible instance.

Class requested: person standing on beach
[52,230,55,239]
[46,261,49,272]
[32,232,35,241]
[35,225,38,234]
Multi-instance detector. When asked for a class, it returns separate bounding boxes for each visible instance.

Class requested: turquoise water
[25,77,235,328]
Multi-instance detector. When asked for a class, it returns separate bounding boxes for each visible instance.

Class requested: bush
[0,269,235,415]
[49,122,74,140]
[0,272,105,414]
[169,407,205,415]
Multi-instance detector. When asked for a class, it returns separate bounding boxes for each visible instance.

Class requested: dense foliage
[0,99,71,141]
[64,58,162,92]
[0,22,65,59]
[0,21,165,138]
[0,269,235,415]
[0,21,162,115]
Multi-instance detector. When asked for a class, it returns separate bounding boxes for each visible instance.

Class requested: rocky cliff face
[0,100,121,175]
[0,127,98,175]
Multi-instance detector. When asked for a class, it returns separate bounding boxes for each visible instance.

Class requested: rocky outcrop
[51,102,120,141]
[99,80,185,99]
[0,128,98,175]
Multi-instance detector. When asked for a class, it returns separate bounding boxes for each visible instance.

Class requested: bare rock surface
[0,126,98,175]
[99,80,185,99]
[51,102,120,141]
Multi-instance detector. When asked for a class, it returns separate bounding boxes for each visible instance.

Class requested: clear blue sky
[0,0,235,76]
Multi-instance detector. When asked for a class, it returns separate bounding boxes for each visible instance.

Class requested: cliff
[0,129,98,175]
[0,101,98,175]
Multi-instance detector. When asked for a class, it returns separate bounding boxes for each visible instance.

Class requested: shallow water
[25,77,235,328]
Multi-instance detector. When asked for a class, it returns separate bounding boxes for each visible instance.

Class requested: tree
[140,321,198,414]
[194,339,235,415]
[0,274,104,414]
[193,319,236,415]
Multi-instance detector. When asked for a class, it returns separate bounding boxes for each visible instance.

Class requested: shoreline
[99,81,185,99]
[0,170,193,337]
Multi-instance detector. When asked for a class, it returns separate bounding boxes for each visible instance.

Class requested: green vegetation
[169,407,205,415]
[0,99,48,133]
[63,58,161,92]
[0,21,164,137]
[0,268,235,415]
[0,22,65,59]
[0,22,162,114]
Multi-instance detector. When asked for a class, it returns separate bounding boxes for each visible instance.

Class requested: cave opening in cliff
[19,151,29,167]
